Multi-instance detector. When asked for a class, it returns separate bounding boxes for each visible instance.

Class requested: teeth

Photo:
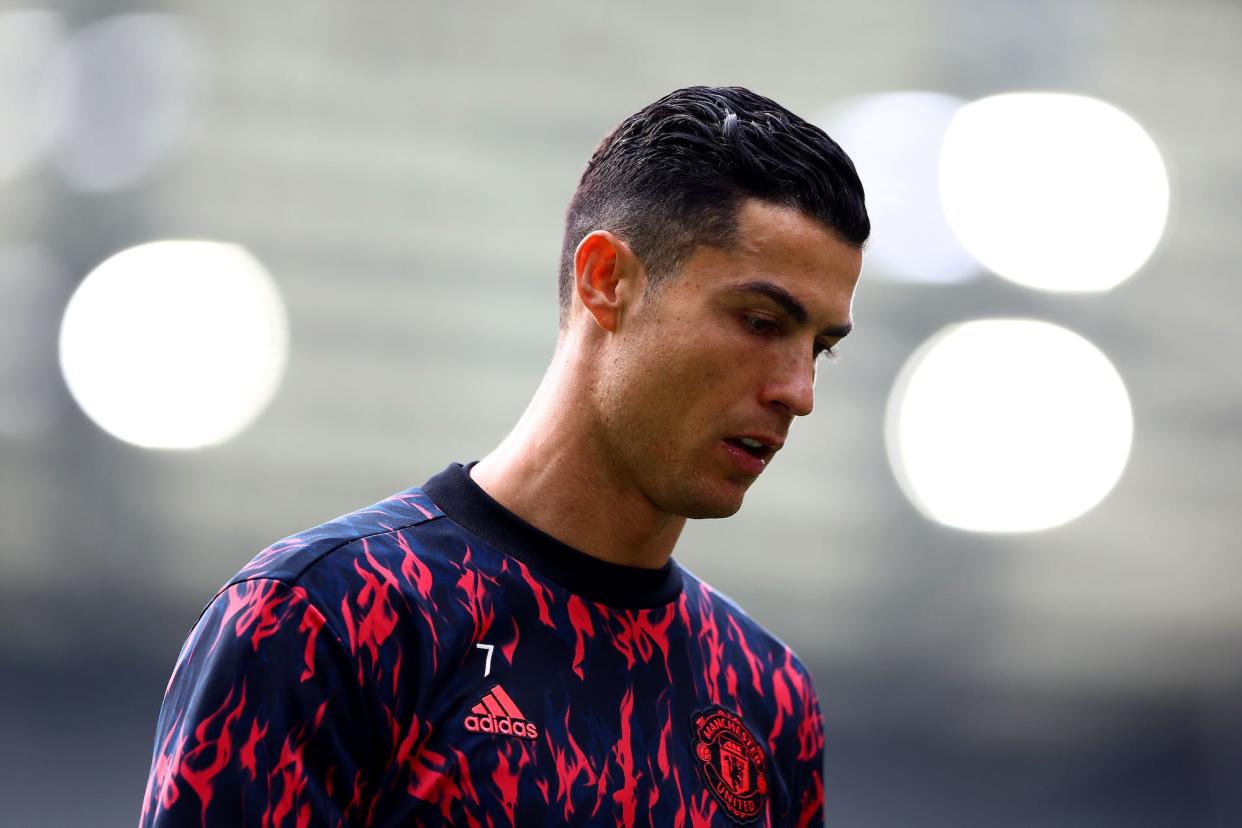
[739,438,763,449]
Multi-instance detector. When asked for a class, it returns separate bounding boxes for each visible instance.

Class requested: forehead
[686,199,862,314]
[732,199,860,271]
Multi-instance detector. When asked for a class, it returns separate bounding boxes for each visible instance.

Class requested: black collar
[421,462,684,609]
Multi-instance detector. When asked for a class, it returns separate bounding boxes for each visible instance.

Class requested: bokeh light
[45,13,205,192]
[885,319,1133,532]
[821,91,980,284]
[58,241,288,449]
[0,9,64,183]
[939,93,1169,292]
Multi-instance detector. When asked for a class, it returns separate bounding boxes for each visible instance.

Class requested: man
[140,85,868,826]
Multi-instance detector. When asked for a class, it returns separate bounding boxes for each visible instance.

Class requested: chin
[667,480,749,520]
[685,501,745,520]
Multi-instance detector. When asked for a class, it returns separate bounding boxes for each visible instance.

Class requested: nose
[761,352,815,417]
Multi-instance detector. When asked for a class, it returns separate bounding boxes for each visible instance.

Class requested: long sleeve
[791,663,826,828]
[139,578,378,827]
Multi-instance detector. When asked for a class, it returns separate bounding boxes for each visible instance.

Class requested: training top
[139,462,825,827]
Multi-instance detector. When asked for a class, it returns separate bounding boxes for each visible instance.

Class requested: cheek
[663,349,723,405]
[609,316,740,435]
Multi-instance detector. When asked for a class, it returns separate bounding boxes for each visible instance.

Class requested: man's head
[557,87,869,521]
[558,85,869,328]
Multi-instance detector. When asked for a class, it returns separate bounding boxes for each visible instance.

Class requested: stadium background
[1,1,1239,825]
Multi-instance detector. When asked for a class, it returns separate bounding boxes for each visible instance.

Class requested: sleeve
[788,656,826,828]
[138,577,378,828]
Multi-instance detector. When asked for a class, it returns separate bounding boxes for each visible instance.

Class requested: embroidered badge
[463,684,538,740]
[690,705,768,823]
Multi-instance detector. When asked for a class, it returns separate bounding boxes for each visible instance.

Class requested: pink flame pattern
[139,486,824,826]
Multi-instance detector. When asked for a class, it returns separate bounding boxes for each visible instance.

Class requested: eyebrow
[731,280,854,338]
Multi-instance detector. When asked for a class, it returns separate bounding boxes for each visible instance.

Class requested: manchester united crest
[689,705,768,823]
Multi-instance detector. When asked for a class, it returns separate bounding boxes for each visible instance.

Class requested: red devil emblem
[690,706,768,823]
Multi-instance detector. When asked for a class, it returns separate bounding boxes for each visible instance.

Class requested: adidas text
[464,713,538,740]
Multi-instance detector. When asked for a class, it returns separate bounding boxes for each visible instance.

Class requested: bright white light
[58,241,288,449]
[45,14,204,192]
[0,9,64,182]
[821,92,979,284]
[886,319,1132,533]
[940,93,1169,292]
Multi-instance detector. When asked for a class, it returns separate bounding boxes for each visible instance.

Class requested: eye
[814,342,840,363]
[743,315,780,336]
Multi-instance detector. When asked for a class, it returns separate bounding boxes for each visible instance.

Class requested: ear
[573,230,643,333]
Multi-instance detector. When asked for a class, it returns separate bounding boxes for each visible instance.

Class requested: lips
[723,438,773,463]
[721,434,784,475]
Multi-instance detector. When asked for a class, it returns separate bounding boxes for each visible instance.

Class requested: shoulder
[680,566,803,660]
[200,483,498,692]
[230,486,447,586]
[680,565,821,705]
[214,483,493,647]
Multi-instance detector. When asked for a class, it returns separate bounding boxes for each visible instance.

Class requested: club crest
[689,705,768,823]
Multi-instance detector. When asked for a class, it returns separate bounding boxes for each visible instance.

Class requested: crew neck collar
[421,462,684,609]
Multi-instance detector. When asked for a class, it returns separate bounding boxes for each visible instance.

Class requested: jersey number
[476,642,494,677]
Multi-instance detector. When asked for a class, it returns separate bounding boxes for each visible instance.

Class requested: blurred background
[1,0,1240,825]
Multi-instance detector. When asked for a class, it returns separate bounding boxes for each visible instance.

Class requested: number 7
[476,642,494,677]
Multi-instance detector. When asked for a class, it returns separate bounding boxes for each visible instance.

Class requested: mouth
[721,435,783,474]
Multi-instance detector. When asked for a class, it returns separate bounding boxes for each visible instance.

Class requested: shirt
[139,462,825,826]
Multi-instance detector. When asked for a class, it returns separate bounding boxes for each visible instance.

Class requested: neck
[469,341,686,570]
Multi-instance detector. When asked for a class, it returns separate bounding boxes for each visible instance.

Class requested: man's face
[595,198,863,519]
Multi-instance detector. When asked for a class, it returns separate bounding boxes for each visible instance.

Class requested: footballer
[140,85,868,827]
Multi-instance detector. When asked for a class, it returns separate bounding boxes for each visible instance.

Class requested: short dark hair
[558,85,869,327]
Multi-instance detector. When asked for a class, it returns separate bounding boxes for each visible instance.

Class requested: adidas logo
[463,684,539,740]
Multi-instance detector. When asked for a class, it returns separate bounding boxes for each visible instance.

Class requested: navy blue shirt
[140,463,825,826]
